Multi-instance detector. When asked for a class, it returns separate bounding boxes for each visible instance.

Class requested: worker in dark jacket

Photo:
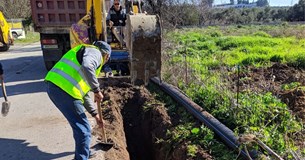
[105,0,126,77]
[0,62,3,80]
[45,41,111,160]
[106,0,126,27]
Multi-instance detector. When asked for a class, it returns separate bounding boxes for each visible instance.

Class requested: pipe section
[150,77,254,159]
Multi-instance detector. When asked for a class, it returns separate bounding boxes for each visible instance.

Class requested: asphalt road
[0,43,75,160]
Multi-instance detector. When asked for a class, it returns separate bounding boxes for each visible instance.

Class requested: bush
[253,31,272,38]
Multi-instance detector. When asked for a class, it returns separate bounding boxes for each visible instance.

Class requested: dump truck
[0,11,13,51]
[30,0,161,85]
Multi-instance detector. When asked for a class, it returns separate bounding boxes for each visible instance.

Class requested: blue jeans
[46,81,91,160]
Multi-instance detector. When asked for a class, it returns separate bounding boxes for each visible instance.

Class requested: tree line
[145,0,304,27]
[0,0,304,28]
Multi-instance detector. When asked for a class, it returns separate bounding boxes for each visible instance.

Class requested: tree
[256,0,269,7]
[287,0,305,21]
[196,0,212,25]
[144,0,213,28]
[206,0,214,7]
[237,0,249,4]
[0,0,31,19]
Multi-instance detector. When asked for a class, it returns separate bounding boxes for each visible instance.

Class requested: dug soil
[89,78,213,160]
[230,63,305,148]
[231,63,305,122]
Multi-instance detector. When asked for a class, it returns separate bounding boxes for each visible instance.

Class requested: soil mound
[90,78,213,160]
[231,63,305,122]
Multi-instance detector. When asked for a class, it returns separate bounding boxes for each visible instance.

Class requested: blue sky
[214,0,298,6]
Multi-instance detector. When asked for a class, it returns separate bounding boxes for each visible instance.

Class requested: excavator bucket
[125,14,162,85]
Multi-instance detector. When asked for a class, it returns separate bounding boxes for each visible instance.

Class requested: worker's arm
[106,9,111,22]
[84,91,103,127]
[106,9,113,27]
[81,47,104,120]
[81,47,104,103]
[81,47,102,92]
[83,93,97,117]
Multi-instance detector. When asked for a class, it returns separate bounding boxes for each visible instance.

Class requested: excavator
[70,0,162,85]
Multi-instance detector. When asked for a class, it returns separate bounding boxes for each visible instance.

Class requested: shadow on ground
[1,55,46,83]
[0,81,46,97]
[0,138,73,160]
[0,54,47,96]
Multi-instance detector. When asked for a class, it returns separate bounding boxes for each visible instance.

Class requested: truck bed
[30,0,87,33]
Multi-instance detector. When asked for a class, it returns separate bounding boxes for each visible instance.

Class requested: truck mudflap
[40,33,70,70]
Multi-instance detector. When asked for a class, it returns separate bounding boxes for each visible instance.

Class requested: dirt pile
[231,63,305,122]
[280,89,305,121]
[90,78,213,160]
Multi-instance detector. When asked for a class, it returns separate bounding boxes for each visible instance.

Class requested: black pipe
[150,77,255,159]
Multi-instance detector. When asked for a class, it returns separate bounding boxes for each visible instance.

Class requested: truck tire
[44,61,55,71]
[0,44,10,51]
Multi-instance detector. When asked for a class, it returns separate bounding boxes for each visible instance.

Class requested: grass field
[162,24,305,159]
[14,31,39,44]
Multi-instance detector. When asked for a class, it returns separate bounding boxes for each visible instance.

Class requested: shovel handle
[97,100,102,120]
[1,79,8,102]
[97,100,107,142]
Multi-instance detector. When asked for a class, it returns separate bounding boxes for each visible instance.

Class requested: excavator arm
[70,0,107,48]
[86,0,106,42]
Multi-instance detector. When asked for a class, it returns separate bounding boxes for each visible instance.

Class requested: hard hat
[93,41,111,56]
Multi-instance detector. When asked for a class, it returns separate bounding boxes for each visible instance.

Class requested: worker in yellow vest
[45,41,111,160]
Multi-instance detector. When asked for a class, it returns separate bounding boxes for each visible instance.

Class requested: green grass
[166,28,305,69]
[14,31,40,44]
[162,24,305,159]
[148,83,238,159]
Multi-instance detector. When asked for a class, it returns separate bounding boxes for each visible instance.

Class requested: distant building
[213,3,257,9]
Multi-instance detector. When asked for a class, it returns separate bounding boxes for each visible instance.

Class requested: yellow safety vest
[45,45,102,102]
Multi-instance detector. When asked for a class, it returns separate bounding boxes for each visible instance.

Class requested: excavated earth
[230,63,305,123]
[88,78,213,160]
[230,63,305,149]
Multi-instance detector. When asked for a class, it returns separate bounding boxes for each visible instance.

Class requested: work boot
[71,150,96,160]
[105,71,113,78]
[108,72,113,77]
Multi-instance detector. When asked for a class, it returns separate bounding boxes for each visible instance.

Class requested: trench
[98,79,217,160]
[121,92,154,160]
[97,79,158,160]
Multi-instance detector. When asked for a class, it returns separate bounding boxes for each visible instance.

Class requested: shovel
[1,79,10,117]
[96,100,114,150]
